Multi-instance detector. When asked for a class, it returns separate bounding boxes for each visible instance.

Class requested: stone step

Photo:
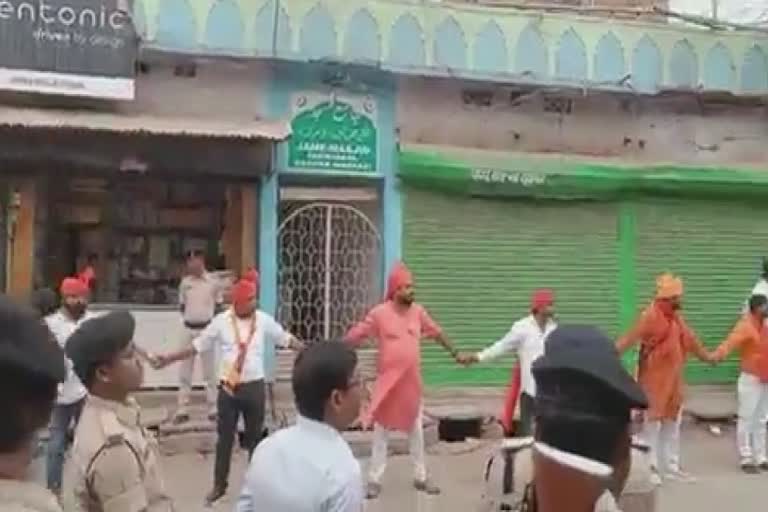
[158,431,216,456]
[158,419,216,436]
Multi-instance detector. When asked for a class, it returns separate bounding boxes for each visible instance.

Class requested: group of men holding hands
[4,250,768,512]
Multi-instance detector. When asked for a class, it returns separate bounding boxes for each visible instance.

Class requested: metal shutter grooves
[404,188,620,387]
[634,199,762,384]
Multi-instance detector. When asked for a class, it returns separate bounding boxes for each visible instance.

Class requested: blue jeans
[46,399,84,492]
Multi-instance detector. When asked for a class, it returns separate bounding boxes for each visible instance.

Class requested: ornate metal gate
[278,202,382,342]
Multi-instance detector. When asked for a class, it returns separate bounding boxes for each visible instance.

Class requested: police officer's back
[62,311,173,512]
[0,295,67,511]
[479,326,657,512]
[480,436,656,512]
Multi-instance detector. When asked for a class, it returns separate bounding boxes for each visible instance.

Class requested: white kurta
[477,315,557,397]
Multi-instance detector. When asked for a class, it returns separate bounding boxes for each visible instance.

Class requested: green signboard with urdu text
[288,93,378,173]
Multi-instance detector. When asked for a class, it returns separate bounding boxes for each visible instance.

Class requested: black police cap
[66,311,135,386]
[533,325,647,411]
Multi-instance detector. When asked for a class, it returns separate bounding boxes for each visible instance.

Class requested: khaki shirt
[0,479,62,512]
[62,396,173,512]
[179,273,221,324]
[479,438,657,512]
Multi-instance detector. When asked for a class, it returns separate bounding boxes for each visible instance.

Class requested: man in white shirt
[156,276,303,505]
[748,259,768,304]
[459,289,557,436]
[236,341,364,512]
[174,250,222,423]
[43,276,96,496]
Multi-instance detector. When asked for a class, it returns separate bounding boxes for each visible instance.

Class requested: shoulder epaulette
[105,433,125,447]
[501,436,534,452]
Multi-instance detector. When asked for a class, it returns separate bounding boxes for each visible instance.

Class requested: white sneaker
[649,471,663,487]
[664,467,697,483]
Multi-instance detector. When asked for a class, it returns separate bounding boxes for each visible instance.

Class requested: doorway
[277,199,382,342]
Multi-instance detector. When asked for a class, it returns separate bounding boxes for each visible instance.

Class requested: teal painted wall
[133,0,768,96]
[260,62,400,312]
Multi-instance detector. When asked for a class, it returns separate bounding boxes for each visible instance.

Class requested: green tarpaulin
[398,145,768,200]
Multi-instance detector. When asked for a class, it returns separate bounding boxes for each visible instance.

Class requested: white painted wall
[670,0,768,24]
[131,309,188,388]
[397,77,768,166]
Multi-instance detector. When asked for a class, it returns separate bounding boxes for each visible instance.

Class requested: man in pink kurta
[345,262,460,499]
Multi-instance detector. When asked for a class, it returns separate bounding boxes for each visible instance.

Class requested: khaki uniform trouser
[177,326,217,412]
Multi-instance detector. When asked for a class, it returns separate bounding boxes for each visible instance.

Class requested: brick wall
[397,76,768,167]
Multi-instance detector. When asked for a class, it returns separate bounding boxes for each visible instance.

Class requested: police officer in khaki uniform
[175,250,221,423]
[62,311,173,512]
[0,295,67,512]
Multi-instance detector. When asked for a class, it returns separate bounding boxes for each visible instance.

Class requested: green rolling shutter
[404,187,621,387]
[633,199,766,384]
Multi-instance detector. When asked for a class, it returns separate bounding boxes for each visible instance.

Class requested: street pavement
[162,421,765,512]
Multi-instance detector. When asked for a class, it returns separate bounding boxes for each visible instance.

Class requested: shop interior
[39,175,252,305]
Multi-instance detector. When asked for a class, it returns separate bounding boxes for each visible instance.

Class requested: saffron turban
[655,273,683,299]
[231,279,256,306]
[531,289,555,312]
[385,262,413,301]
[60,277,89,297]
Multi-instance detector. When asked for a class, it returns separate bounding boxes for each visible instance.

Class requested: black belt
[184,320,211,330]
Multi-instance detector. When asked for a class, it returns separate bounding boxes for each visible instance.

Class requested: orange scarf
[222,312,257,393]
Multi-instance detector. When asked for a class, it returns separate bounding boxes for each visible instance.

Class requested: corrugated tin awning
[0,106,291,140]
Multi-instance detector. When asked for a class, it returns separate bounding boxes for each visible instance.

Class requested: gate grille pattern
[278,202,381,343]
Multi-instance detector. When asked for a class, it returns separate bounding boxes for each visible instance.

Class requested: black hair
[30,288,58,317]
[66,311,135,388]
[0,296,65,452]
[292,341,358,422]
[749,294,767,312]
[534,369,632,466]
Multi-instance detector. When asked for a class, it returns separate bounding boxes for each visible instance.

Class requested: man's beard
[65,303,86,319]
[398,295,415,306]
[235,307,255,319]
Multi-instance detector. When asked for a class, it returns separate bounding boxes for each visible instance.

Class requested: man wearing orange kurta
[616,273,712,482]
[344,262,460,499]
[711,294,768,473]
